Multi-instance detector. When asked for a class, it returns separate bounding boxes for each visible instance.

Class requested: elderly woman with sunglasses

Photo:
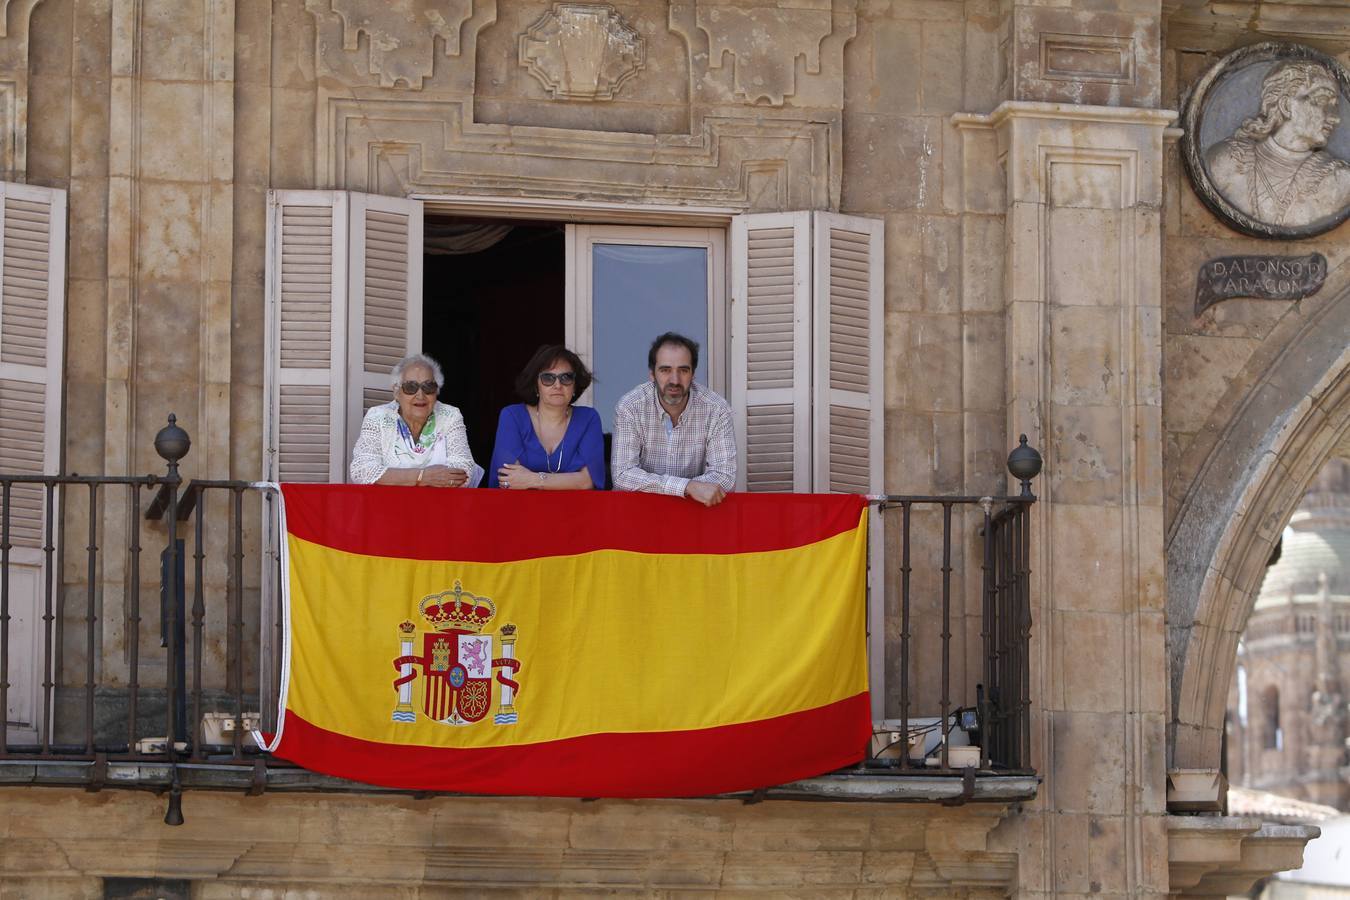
[349,353,477,487]
[488,345,604,490]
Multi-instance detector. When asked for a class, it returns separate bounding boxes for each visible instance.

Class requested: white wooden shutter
[812,212,883,495]
[0,182,66,736]
[346,194,423,452]
[264,190,348,483]
[730,213,812,492]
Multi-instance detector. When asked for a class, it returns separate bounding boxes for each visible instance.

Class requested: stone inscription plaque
[1194,253,1327,315]
[1181,43,1350,239]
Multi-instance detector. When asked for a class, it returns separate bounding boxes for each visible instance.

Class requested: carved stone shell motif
[518,3,647,102]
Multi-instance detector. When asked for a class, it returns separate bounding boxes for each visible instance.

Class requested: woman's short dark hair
[647,332,700,372]
[514,344,593,405]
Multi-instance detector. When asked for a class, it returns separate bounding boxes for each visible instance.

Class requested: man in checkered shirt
[610,333,737,507]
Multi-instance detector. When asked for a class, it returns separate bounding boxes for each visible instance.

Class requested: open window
[0,182,67,742]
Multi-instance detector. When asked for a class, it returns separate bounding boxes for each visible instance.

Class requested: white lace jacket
[348,401,476,484]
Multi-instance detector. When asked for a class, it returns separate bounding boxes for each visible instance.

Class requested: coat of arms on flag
[391,581,523,726]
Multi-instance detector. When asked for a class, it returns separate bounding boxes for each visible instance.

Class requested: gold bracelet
[416,468,423,484]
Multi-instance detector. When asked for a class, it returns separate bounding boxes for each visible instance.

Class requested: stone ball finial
[1007,434,1043,497]
[154,413,191,464]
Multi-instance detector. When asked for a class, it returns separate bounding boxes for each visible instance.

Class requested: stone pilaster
[957,101,1175,896]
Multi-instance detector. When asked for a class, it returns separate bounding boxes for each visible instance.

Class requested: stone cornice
[953,101,1179,132]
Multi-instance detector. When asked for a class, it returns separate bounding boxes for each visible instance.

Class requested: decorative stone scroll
[311,0,474,89]
[1193,253,1327,316]
[1182,42,1350,239]
[518,3,646,101]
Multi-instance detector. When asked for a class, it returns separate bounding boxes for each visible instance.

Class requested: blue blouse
[487,404,606,490]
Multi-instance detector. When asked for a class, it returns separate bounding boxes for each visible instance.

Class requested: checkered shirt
[610,381,737,497]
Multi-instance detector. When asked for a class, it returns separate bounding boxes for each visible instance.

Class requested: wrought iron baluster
[230,486,245,760]
[980,500,995,770]
[190,489,205,761]
[898,501,912,769]
[41,481,56,756]
[85,483,99,754]
[127,482,142,753]
[939,501,953,771]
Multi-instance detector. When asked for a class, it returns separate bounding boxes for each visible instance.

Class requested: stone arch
[1167,278,1350,772]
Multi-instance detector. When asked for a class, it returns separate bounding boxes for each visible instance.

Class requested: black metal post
[153,415,190,824]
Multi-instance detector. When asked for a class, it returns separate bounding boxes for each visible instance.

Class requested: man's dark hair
[647,332,700,372]
[514,344,593,405]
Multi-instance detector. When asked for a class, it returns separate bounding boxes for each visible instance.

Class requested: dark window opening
[422,220,565,469]
[1261,685,1282,751]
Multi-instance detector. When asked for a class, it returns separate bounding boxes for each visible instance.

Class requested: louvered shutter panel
[346,194,423,452]
[730,212,812,492]
[812,212,883,495]
[263,191,348,483]
[0,182,65,735]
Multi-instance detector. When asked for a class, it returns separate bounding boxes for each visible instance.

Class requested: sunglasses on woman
[538,372,575,386]
[400,380,439,396]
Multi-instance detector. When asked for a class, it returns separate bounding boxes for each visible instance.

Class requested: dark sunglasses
[538,372,576,386]
[400,380,439,396]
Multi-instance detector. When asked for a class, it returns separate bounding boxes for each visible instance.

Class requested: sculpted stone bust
[1182,44,1350,238]
[1205,61,1350,227]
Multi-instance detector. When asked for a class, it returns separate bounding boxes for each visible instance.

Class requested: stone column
[957,102,1175,896]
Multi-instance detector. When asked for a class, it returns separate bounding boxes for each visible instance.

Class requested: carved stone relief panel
[303,0,846,207]
[1009,5,1160,108]
[519,4,646,101]
[474,1,688,134]
[1181,42,1350,239]
[669,0,855,110]
[306,0,477,90]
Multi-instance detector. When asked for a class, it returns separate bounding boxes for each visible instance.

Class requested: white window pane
[591,244,708,431]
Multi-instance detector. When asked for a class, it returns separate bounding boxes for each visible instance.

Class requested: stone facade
[0,0,1347,895]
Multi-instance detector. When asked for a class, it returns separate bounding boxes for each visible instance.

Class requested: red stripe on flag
[280,486,866,562]
[270,693,871,798]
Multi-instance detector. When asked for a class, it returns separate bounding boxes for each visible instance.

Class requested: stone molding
[1167,1,1350,45]
[0,788,1021,895]
[518,4,645,102]
[323,95,835,209]
[0,0,46,179]
[307,0,475,90]
[1167,816,1320,896]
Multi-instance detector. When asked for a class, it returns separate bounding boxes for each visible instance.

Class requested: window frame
[566,223,728,408]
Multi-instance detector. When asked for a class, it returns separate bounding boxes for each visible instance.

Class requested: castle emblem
[391,581,522,726]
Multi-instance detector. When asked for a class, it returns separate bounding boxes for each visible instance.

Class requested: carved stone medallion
[519,4,646,102]
[1181,43,1350,239]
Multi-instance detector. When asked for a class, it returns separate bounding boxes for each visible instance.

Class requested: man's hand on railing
[685,481,726,507]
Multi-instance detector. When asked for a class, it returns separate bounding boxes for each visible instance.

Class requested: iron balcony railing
[0,415,1040,817]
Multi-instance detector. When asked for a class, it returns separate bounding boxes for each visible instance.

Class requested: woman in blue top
[489,344,605,490]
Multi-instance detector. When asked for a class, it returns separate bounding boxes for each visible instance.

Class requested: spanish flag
[261,486,871,797]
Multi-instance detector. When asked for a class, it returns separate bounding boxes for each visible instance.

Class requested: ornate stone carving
[695,4,836,106]
[1193,253,1327,316]
[308,0,475,90]
[518,4,645,102]
[1182,42,1350,239]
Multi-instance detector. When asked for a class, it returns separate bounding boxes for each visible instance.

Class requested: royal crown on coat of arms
[391,581,522,727]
